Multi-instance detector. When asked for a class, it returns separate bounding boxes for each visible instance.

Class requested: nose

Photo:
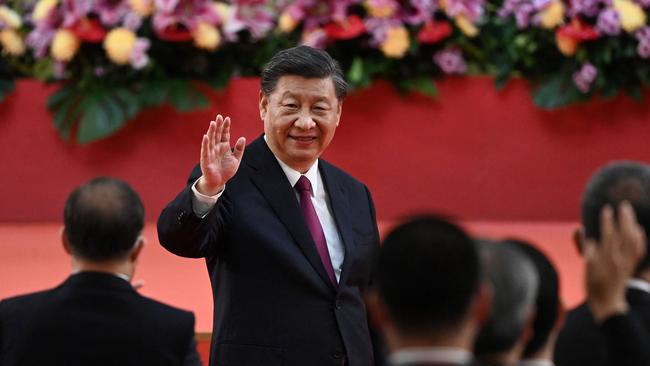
[294,110,316,130]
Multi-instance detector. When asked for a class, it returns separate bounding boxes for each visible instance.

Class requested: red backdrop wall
[1,77,650,223]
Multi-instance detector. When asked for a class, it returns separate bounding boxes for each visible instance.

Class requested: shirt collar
[72,269,130,282]
[628,278,650,294]
[389,347,472,365]
[264,135,319,196]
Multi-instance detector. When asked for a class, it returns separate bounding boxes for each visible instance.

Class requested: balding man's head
[63,177,144,262]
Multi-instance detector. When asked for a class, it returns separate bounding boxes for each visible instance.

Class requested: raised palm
[198,115,246,195]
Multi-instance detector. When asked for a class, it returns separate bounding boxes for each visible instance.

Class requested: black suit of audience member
[555,162,650,366]
[0,178,201,366]
[367,216,489,366]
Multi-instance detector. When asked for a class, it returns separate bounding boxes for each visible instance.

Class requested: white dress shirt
[518,360,555,366]
[627,278,650,294]
[388,347,473,365]
[190,140,345,282]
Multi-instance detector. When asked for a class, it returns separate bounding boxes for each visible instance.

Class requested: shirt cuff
[190,179,224,218]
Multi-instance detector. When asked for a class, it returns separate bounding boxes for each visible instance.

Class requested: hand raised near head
[197,115,246,196]
[585,201,647,322]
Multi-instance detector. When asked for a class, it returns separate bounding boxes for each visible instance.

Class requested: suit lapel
[319,161,355,290]
[246,137,336,292]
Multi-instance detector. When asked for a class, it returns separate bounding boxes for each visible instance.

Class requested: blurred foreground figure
[555,161,650,366]
[366,216,490,366]
[0,177,200,366]
[474,241,539,366]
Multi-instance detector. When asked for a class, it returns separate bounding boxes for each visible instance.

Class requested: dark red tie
[295,175,337,286]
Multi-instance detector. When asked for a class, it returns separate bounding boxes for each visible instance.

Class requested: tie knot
[295,175,312,194]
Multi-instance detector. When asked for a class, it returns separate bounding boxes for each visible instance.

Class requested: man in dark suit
[555,161,650,366]
[157,46,380,366]
[0,177,201,366]
[365,216,490,366]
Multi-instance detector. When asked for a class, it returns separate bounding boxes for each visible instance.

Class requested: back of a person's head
[64,177,144,262]
[261,45,347,99]
[502,239,560,358]
[474,242,539,355]
[581,161,650,270]
[375,215,481,336]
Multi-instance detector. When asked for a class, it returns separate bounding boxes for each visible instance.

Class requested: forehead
[271,75,337,101]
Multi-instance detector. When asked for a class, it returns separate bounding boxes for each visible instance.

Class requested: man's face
[260,75,342,173]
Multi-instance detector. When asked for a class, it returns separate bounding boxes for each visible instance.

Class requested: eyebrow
[279,91,331,103]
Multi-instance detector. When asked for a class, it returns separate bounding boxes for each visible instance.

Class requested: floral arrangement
[0,0,649,143]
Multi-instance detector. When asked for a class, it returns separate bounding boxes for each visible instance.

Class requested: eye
[283,103,298,109]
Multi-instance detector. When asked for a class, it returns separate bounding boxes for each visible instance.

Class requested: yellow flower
[0,6,22,28]
[539,0,565,29]
[51,29,79,62]
[380,26,409,59]
[128,0,153,17]
[614,0,646,32]
[0,29,25,56]
[104,28,136,65]
[33,0,58,22]
[555,33,577,55]
[455,15,479,37]
[278,12,298,33]
[192,22,221,50]
[365,1,396,18]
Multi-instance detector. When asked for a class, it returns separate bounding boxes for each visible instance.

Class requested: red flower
[70,18,107,43]
[323,15,365,40]
[557,18,599,41]
[417,20,453,44]
[156,24,193,42]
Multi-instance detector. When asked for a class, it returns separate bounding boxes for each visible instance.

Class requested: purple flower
[433,48,467,74]
[153,0,220,35]
[364,17,403,46]
[403,0,438,25]
[445,0,485,22]
[122,12,142,30]
[635,27,650,58]
[300,28,327,48]
[95,0,130,26]
[569,0,602,17]
[61,0,91,27]
[572,62,597,93]
[27,25,56,58]
[596,8,620,35]
[130,38,150,69]
[220,1,276,40]
[498,0,537,28]
[53,61,66,79]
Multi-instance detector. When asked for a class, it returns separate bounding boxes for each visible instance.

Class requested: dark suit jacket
[0,271,200,366]
[554,288,650,366]
[157,136,381,366]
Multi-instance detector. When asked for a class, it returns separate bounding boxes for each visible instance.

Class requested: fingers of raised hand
[222,117,231,143]
[600,205,616,255]
[214,115,224,146]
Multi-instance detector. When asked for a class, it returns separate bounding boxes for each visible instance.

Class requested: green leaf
[139,80,169,107]
[76,92,128,144]
[533,74,583,109]
[402,77,438,98]
[348,57,364,85]
[113,88,141,119]
[0,79,14,102]
[47,86,77,110]
[168,80,209,112]
[52,96,78,140]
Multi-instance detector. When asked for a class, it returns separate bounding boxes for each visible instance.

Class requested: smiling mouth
[290,136,317,142]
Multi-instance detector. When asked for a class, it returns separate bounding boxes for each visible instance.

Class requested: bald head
[63,177,144,262]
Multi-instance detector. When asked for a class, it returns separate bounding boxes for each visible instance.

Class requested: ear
[573,227,585,256]
[364,289,389,331]
[129,236,145,263]
[553,299,566,331]
[521,307,537,343]
[259,90,269,121]
[61,227,73,255]
[335,100,343,127]
[471,281,492,327]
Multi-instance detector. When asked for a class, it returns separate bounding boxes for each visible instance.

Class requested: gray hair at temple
[474,240,539,354]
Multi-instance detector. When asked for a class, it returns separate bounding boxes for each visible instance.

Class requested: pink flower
[433,48,467,74]
[572,62,597,92]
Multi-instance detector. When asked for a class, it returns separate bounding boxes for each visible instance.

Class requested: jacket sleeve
[599,311,650,366]
[157,164,232,258]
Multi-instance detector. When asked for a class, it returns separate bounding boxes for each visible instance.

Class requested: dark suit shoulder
[319,159,367,189]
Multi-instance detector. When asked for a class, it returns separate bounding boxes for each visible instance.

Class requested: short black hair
[261,45,347,99]
[581,161,650,271]
[375,215,481,335]
[474,242,539,355]
[63,177,144,262]
[503,239,560,358]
